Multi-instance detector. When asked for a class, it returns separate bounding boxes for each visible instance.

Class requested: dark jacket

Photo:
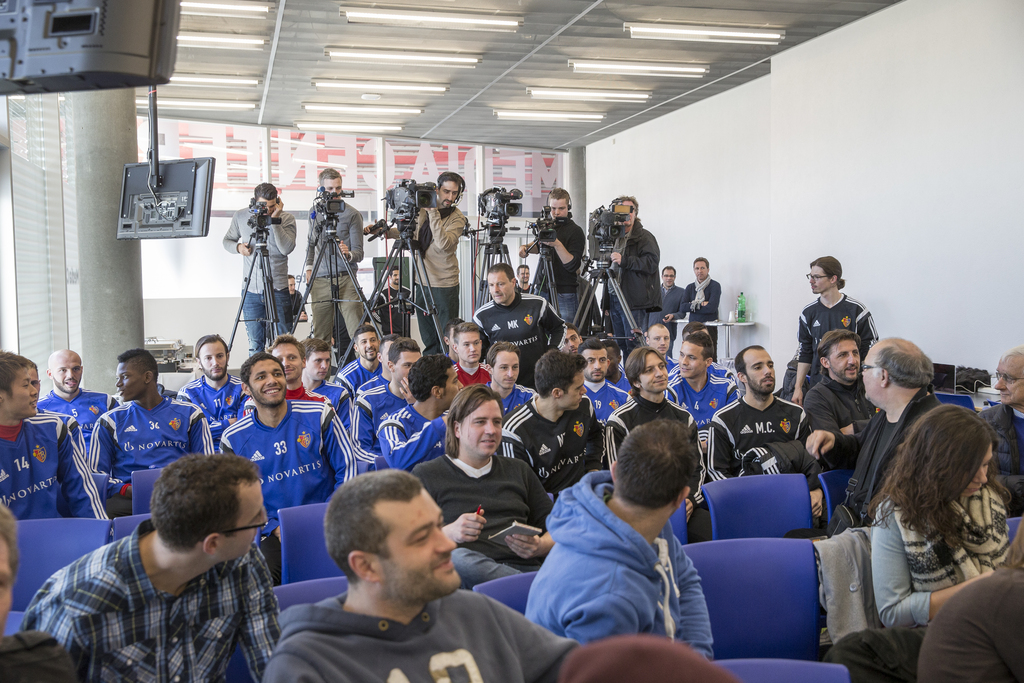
[980,404,1024,516]
[613,220,661,311]
[674,279,722,323]
[803,375,874,434]
[648,285,686,335]
[551,219,586,292]
[824,387,941,523]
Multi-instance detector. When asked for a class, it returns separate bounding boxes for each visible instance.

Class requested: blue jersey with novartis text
[176,376,245,451]
[378,405,446,471]
[354,383,409,457]
[667,371,738,427]
[335,359,383,398]
[91,397,214,497]
[309,380,352,430]
[500,384,537,415]
[36,389,116,465]
[585,381,632,424]
[221,401,357,534]
[0,412,106,519]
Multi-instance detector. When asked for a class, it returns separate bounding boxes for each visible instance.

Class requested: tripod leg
[228,251,262,353]
[411,250,444,348]
[292,237,330,336]
[607,277,645,351]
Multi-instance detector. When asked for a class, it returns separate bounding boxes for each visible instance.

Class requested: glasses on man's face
[861,363,879,373]
[806,273,829,281]
[994,372,1023,384]
[218,507,268,535]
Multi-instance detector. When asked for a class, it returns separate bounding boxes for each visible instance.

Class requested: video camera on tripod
[529,206,558,244]
[247,196,282,233]
[311,186,355,219]
[478,186,523,239]
[589,201,633,246]
[366,179,438,241]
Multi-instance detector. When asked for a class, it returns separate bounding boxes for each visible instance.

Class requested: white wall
[588,0,1024,370]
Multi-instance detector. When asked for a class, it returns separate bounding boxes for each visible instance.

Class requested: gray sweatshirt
[304,202,364,280]
[222,206,297,293]
[264,590,577,683]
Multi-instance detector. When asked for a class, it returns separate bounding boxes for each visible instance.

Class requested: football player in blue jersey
[486,342,536,415]
[93,349,214,517]
[302,338,352,428]
[580,338,630,424]
[379,355,462,471]
[352,333,400,401]
[335,324,383,398]
[222,352,360,584]
[679,321,735,381]
[601,339,632,394]
[667,332,738,449]
[646,323,677,379]
[176,335,244,453]
[37,349,117,467]
[559,324,582,355]
[354,338,419,458]
[0,351,105,519]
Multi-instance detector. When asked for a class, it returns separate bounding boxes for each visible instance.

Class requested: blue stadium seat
[717,659,851,682]
[13,517,112,611]
[1009,517,1021,541]
[4,611,22,636]
[668,504,689,545]
[684,538,819,660]
[701,474,812,540]
[131,467,165,515]
[278,503,343,584]
[274,576,349,610]
[374,455,390,471]
[934,392,975,409]
[112,513,151,541]
[472,572,538,615]
[356,460,372,475]
[817,469,855,521]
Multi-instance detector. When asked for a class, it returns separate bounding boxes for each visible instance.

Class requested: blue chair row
[818,469,855,522]
[718,659,851,682]
[13,517,112,611]
[702,474,812,540]
[56,472,109,517]
[934,392,976,409]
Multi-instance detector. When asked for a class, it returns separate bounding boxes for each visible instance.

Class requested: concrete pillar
[70,88,144,393]
[567,146,586,217]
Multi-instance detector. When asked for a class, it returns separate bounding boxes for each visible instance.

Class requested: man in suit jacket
[650,266,686,348]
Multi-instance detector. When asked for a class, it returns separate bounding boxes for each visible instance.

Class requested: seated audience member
[22,455,279,682]
[287,274,308,324]
[301,337,352,427]
[93,348,213,517]
[526,421,713,655]
[443,317,464,364]
[667,332,738,437]
[0,351,104,520]
[176,335,245,453]
[678,322,732,378]
[37,349,117,465]
[704,346,824,519]
[353,333,399,398]
[486,342,536,414]
[221,352,359,584]
[354,337,419,457]
[806,338,941,526]
[502,351,603,495]
[268,335,326,403]
[559,635,740,683]
[825,407,1010,680]
[981,344,1024,516]
[372,265,411,336]
[560,323,582,355]
[802,329,873,435]
[0,502,79,681]
[917,511,1024,683]
[580,338,631,424]
[262,470,577,683]
[379,355,461,471]
[602,340,632,394]
[452,322,490,386]
[414,385,553,588]
[645,322,676,377]
[335,324,383,397]
[606,347,710,542]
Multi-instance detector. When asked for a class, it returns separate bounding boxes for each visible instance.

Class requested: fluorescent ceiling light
[529,88,649,102]
[275,138,324,148]
[135,98,257,110]
[179,143,246,153]
[314,80,447,94]
[169,75,261,87]
[625,23,784,45]
[569,60,707,78]
[341,8,521,32]
[295,122,404,132]
[180,2,271,12]
[177,33,266,50]
[303,104,422,115]
[494,110,604,122]
[326,48,479,68]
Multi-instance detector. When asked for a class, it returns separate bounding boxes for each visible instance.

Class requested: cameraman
[518,187,586,322]
[304,168,364,349]
[223,182,296,356]
[606,196,660,356]
[374,171,468,356]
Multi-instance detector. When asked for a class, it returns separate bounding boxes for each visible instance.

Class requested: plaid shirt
[21,520,280,682]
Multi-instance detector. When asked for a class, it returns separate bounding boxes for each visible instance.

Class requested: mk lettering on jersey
[0,476,57,507]
[507,320,519,329]
[259,460,323,484]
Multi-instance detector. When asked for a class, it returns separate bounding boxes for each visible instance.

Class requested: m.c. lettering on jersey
[1,476,58,506]
[754,422,775,434]
[259,460,324,484]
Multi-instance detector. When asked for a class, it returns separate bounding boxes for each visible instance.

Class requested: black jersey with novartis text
[703,397,810,481]
[798,294,877,384]
[500,397,603,495]
[474,292,566,388]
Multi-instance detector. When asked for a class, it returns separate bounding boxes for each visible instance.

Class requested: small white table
[702,321,756,360]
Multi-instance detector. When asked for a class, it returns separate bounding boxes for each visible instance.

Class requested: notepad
[487,521,543,542]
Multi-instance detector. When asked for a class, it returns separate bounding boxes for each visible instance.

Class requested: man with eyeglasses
[980,344,1024,516]
[22,454,280,682]
[792,256,877,406]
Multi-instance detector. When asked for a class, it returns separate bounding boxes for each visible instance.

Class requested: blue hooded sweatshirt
[525,471,714,658]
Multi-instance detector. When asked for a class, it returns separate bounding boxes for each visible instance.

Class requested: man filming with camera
[304,167,364,353]
[604,196,660,357]
[223,183,297,356]
[518,187,586,323]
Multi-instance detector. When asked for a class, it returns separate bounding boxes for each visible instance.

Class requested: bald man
[37,349,116,468]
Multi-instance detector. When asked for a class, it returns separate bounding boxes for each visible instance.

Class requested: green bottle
[737,292,746,323]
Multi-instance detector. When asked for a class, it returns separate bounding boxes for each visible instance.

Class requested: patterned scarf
[895,487,1009,593]
[690,277,710,312]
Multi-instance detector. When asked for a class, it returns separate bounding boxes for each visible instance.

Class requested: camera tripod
[527,241,562,318]
[575,246,644,347]
[228,226,281,354]
[475,229,513,307]
[293,213,380,367]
